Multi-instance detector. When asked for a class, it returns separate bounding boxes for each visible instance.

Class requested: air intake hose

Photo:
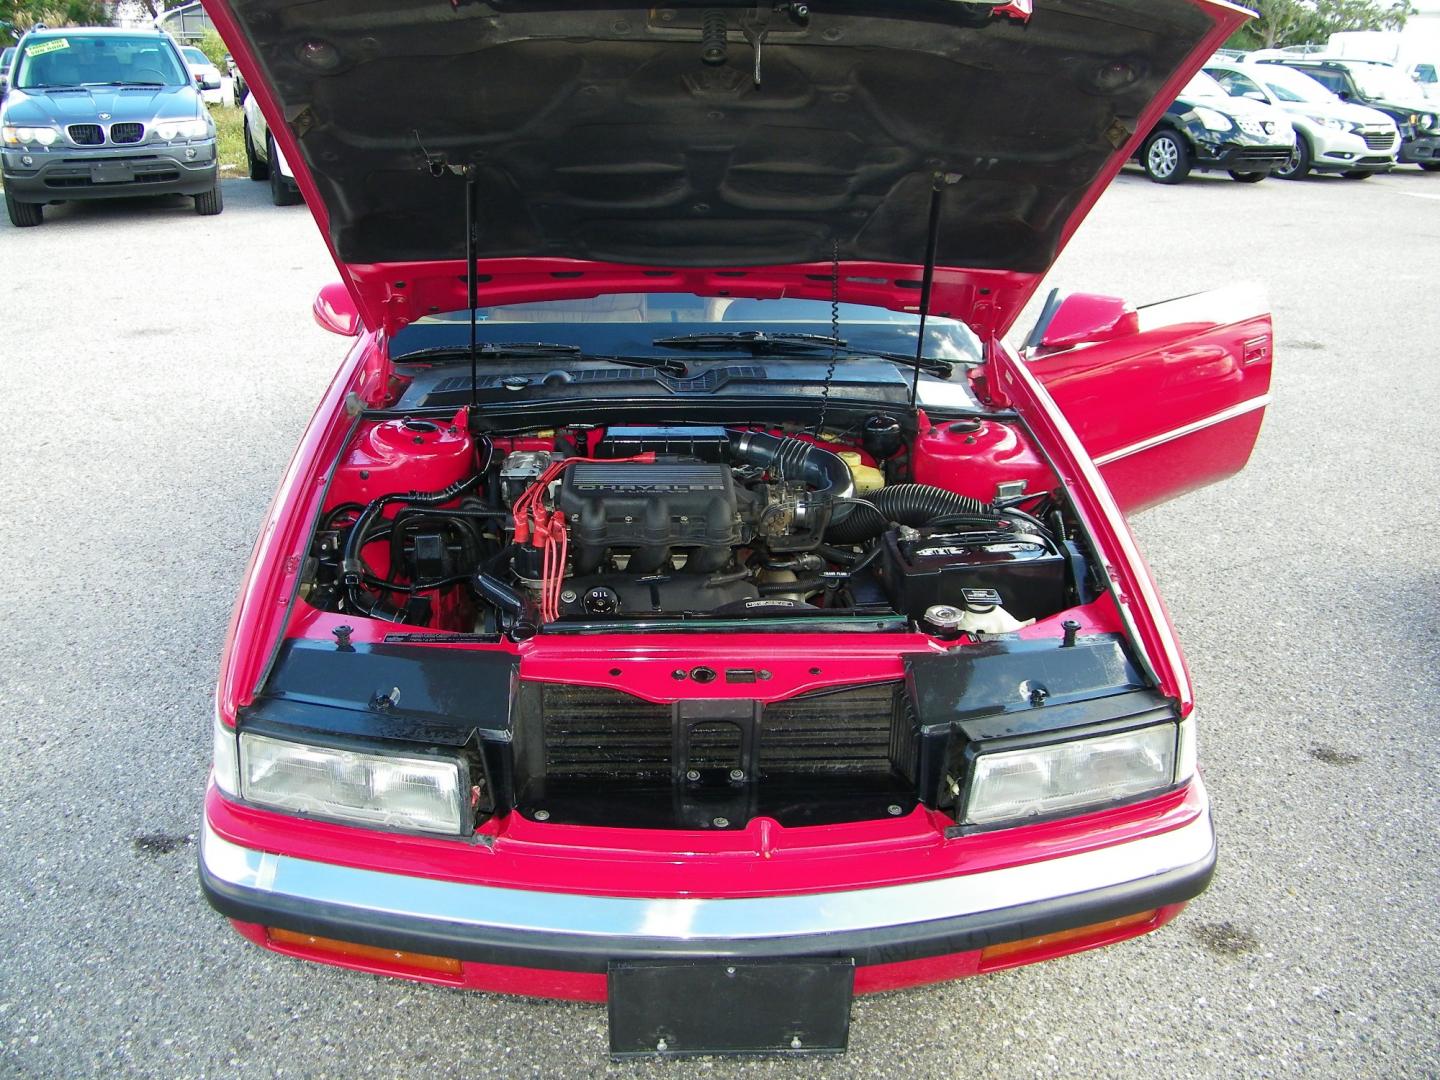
[824,484,990,543]
[727,430,856,508]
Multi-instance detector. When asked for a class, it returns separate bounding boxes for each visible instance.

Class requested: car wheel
[244,118,269,181]
[1142,130,1191,184]
[5,192,43,227]
[1275,135,1312,180]
[195,181,224,216]
[268,133,304,206]
[1420,163,1440,172]
[1339,170,1372,180]
[1227,170,1267,183]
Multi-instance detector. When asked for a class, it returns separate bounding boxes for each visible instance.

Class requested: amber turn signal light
[980,909,1158,966]
[266,927,462,976]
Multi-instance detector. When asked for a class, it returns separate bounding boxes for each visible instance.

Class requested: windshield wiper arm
[652,331,847,353]
[89,80,167,87]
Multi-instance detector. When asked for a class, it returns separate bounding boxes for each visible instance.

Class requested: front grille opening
[68,124,103,145]
[520,681,920,828]
[111,122,144,144]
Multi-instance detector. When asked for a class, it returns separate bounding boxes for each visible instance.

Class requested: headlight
[1422,113,1437,131]
[1193,106,1232,133]
[153,118,211,141]
[2,124,60,147]
[238,732,469,835]
[1308,114,1344,130]
[962,722,1180,828]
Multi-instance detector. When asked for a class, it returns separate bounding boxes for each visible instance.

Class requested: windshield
[1349,63,1422,100]
[393,293,984,363]
[182,47,208,65]
[1,48,15,71]
[1183,71,1228,99]
[1256,65,1337,104]
[15,35,187,89]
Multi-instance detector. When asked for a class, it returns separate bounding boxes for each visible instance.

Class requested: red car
[200,0,1271,1057]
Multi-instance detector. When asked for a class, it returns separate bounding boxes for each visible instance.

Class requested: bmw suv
[0,26,222,227]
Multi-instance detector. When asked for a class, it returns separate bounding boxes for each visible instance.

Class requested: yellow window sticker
[27,38,70,57]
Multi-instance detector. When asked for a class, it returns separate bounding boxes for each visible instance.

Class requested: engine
[304,417,1084,639]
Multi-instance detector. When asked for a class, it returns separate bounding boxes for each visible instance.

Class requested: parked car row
[1135,53,1439,183]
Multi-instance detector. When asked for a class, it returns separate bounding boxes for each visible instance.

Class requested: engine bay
[300,410,1097,641]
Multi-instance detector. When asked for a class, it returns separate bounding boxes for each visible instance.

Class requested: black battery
[878,524,1068,623]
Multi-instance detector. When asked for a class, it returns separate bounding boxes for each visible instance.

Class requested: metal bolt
[533,809,550,821]
[559,589,577,604]
[713,816,730,828]
[729,769,746,782]
[888,804,904,816]
[686,769,701,782]
[726,965,736,976]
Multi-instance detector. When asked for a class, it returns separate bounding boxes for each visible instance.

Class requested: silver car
[0,26,221,225]
[1206,60,1400,179]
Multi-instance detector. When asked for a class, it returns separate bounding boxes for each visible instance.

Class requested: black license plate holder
[90,163,135,184]
[608,958,854,1058]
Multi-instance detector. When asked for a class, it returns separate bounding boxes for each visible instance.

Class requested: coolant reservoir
[837,451,886,494]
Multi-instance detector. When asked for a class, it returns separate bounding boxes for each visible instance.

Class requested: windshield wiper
[651,331,955,377]
[398,342,582,362]
[653,330,847,353]
[88,80,167,88]
[396,342,689,377]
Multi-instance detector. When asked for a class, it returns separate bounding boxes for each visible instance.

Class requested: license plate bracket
[608,957,854,1058]
[90,163,135,183]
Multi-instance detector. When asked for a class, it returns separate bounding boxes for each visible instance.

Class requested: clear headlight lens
[212,717,240,797]
[1308,114,1343,130]
[963,723,1179,827]
[1421,113,1437,131]
[239,732,468,835]
[2,124,60,147]
[1193,106,1232,132]
[153,118,211,141]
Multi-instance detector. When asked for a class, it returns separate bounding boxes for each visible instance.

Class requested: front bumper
[1307,125,1398,172]
[200,793,1216,990]
[1398,133,1440,165]
[2,139,217,202]
[1195,137,1294,172]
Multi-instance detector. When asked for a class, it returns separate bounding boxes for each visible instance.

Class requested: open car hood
[205,0,1250,336]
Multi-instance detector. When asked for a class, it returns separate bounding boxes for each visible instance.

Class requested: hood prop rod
[464,166,481,413]
[910,172,958,414]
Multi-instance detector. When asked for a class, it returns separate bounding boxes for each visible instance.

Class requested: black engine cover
[556,460,743,574]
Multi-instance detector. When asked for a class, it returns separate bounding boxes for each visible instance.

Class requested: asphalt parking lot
[1,165,1438,1079]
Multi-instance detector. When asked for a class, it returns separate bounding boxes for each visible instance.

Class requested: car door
[1021,284,1273,514]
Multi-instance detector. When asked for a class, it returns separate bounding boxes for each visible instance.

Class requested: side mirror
[1337,89,1351,101]
[313,283,361,337]
[1033,293,1140,353]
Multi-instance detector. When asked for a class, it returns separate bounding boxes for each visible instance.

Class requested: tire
[268,133,303,206]
[194,181,224,216]
[244,118,269,181]
[1228,170,1267,183]
[1275,135,1312,180]
[1339,170,1372,180]
[1420,163,1440,172]
[1142,130,1191,184]
[5,192,42,227]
